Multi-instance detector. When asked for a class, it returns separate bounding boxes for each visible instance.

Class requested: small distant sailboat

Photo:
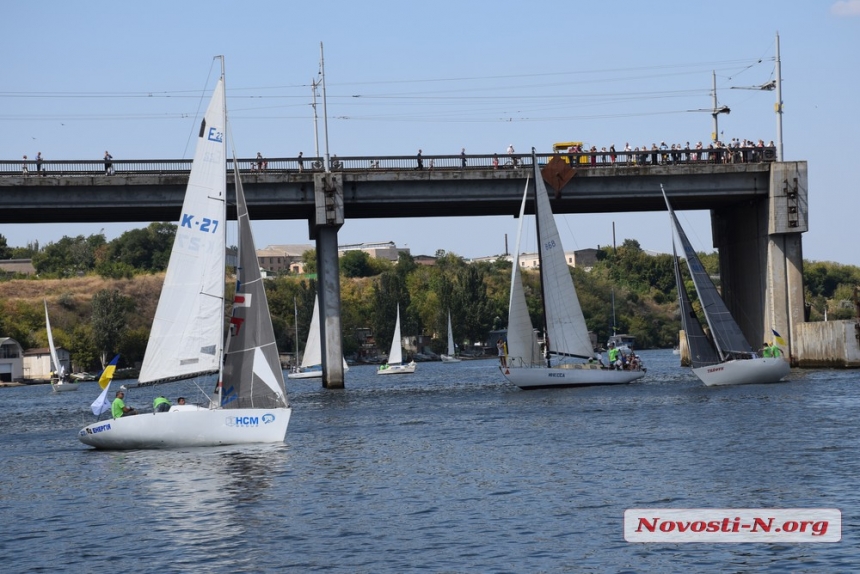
[440,309,461,363]
[45,300,78,392]
[662,184,790,386]
[378,303,417,375]
[288,294,349,379]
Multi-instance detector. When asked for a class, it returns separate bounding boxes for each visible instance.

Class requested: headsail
[138,77,227,385]
[661,185,753,360]
[532,153,593,359]
[506,176,543,367]
[672,242,720,368]
[220,163,289,409]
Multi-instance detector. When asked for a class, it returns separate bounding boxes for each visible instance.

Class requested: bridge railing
[0,147,775,177]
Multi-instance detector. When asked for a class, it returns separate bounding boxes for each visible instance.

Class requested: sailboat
[288,294,349,379]
[377,303,417,375]
[440,309,461,363]
[501,150,645,390]
[46,300,78,392]
[79,61,291,449]
[662,184,790,386]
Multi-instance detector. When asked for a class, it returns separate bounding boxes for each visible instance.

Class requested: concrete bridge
[0,150,812,385]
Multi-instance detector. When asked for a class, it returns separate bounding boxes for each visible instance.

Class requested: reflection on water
[1,352,859,572]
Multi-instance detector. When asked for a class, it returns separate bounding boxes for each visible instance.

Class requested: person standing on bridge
[460,148,467,168]
[416,149,423,170]
[104,151,113,175]
[297,151,303,173]
[36,152,44,175]
[22,155,28,176]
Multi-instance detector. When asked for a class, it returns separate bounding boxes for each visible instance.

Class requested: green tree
[91,289,134,367]
[32,233,106,277]
[340,250,374,278]
[0,234,11,259]
[101,222,176,273]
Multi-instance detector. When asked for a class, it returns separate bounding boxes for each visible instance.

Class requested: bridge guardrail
[0,147,776,177]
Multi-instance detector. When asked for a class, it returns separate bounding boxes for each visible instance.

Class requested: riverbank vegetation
[1,230,857,372]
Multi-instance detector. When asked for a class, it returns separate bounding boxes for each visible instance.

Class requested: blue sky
[3,1,859,265]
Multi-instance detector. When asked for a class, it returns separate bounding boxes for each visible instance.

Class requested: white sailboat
[378,303,417,375]
[440,309,461,363]
[288,294,349,379]
[501,151,645,389]
[79,61,291,449]
[46,300,78,392]
[662,185,790,386]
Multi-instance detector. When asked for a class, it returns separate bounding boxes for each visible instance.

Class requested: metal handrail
[0,147,777,176]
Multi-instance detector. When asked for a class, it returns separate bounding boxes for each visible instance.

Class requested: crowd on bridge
[10,136,777,177]
[561,138,777,168]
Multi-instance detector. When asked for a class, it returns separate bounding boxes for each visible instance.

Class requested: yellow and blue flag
[98,354,120,390]
[771,329,787,347]
[90,355,120,416]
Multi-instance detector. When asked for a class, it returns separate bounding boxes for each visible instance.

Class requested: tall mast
[320,42,331,173]
[216,54,226,409]
[775,31,784,161]
[531,149,550,366]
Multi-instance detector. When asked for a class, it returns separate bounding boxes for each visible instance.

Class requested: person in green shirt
[762,343,774,358]
[111,390,137,419]
[607,343,620,369]
[153,395,171,413]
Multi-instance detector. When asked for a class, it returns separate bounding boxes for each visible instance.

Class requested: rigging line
[330,58,765,86]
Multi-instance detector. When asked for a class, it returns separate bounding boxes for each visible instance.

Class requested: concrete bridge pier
[312,172,345,388]
[711,161,808,362]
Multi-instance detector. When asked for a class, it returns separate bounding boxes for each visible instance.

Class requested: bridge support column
[312,172,345,388]
[711,162,807,361]
[765,162,808,364]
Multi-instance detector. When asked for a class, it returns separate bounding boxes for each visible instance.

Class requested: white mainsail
[446,311,456,357]
[301,295,323,369]
[388,304,404,365]
[44,300,62,378]
[533,166,593,359]
[138,77,227,384]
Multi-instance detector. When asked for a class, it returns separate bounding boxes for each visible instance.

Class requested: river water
[2,350,857,572]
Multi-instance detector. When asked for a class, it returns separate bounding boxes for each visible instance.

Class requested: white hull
[502,363,645,390]
[52,382,80,392]
[377,361,417,375]
[440,354,461,363]
[79,405,291,449]
[287,369,322,380]
[693,357,790,387]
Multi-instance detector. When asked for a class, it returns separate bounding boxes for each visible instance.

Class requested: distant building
[338,241,409,262]
[257,244,314,275]
[0,338,24,382]
[495,247,600,270]
[414,255,437,266]
[23,347,71,381]
[0,259,36,277]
